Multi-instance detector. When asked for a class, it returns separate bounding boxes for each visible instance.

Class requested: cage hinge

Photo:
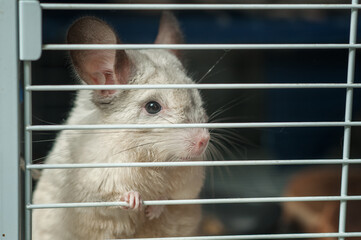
[19,0,42,61]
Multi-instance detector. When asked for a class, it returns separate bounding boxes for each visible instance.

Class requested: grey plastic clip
[19,0,42,60]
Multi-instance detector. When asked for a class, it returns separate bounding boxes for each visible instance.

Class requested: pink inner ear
[78,50,120,96]
[82,50,117,85]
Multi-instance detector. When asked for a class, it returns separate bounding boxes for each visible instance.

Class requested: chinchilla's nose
[192,129,210,156]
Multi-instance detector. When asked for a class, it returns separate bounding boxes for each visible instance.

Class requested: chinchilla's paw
[145,205,165,220]
[121,191,143,210]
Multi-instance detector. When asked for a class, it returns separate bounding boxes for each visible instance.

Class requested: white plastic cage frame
[2,0,361,239]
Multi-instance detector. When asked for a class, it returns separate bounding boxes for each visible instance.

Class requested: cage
[1,0,361,239]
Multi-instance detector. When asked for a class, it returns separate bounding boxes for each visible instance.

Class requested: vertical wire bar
[24,61,33,240]
[339,0,359,239]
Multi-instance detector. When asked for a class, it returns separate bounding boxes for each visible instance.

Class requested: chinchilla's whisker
[206,142,232,185]
[202,69,227,81]
[208,116,247,123]
[207,142,223,162]
[211,132,242,148]
[207,163,216,198]
[210,135,234,157]
[33,115,61,125]
[26,139,58,144]
[197,50,230,83]
[208,96,250,123]
[213,128,252,150]
[112,141,167,157]
[208,97,241,121]
[209,140,239,180]
[32,156,48,164]
[206,143,215,161]
[212,127,250,145]
[158,115,175,124]
[215,141,235,180]
[32,132,60,136]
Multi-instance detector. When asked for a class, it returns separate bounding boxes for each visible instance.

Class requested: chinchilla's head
[67,12,210,161]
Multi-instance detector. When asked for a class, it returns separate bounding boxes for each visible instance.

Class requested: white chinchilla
[32,12,210,239]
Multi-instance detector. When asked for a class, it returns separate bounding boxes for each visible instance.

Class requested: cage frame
[1,0,361,239]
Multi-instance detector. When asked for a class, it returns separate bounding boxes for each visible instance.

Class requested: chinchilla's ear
[155,11,184,58]
[67,17,131,99]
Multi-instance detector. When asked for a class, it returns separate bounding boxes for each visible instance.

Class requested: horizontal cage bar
[40,3,361,10]
[27,159,361,169]
[43,44,361,51]
[25,83,361,91]
[27,196,361,209]
[26,122,361,131]
[108,232,361,240]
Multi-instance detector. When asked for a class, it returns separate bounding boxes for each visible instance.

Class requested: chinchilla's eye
[145,101,162,114]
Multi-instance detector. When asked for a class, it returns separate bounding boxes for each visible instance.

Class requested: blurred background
[28,0,361,239]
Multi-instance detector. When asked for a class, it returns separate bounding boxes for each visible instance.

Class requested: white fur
[32,49,209,239]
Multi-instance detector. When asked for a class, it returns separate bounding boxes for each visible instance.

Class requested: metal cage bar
[42,43,361,50]
[23,121,361,131]
[338,0,359,239]
[24,159,361,170]
[40,3,361,10]
[24,61,33,240]
[23,83,361,91]
[27,195,361,210]
[109,232,361,240]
